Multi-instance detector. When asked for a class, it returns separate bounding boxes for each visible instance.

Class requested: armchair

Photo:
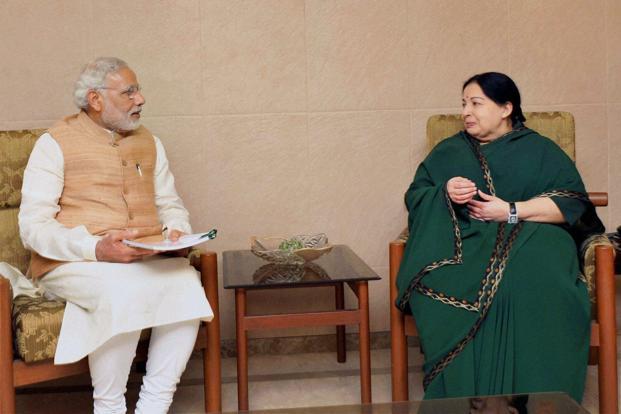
[0,129,222,413]
[389,112,618,413]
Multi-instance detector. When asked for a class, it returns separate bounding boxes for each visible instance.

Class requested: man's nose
[134,91,146,106]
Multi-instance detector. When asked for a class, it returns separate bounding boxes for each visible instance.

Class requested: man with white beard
[18,57,213,414]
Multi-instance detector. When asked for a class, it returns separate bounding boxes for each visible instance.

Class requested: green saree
[396,127,600,402]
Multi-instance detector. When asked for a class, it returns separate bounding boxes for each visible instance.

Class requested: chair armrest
[196,251,222,412]
[0,274,13,308]
[389,239,409,401]
[389,240,406,322]
[594,244,619,412]
[186,248,220,335]
[197,251,220,316]
[0,276,15,393]
[595,244,616,321]
[0,276,14,334]
[389,240,406,302]
[588,192,607,207]
[581,235,614,303]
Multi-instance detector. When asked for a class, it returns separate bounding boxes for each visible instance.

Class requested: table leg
[235,288,249,411]
[335,282,346,363]
[358,281,372,403]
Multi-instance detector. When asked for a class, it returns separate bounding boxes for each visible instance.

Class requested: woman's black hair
[509,394,529,414]
[463,72,526,124]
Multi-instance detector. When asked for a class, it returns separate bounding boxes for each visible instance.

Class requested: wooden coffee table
[223,245,381,411]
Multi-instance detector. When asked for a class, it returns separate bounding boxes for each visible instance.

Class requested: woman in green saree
[396,72,603,401]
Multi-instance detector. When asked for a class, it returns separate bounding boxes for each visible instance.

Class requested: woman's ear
[501,102,514,120]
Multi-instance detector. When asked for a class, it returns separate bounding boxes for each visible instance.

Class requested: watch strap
[508,202,518,223]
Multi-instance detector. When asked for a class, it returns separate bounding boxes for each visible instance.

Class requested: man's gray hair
[73,57,129,110]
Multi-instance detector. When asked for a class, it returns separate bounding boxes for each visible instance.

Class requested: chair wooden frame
[0,251,222,414]
[390,193,618,414]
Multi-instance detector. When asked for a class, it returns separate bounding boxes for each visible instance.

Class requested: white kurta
[18,131,213,364]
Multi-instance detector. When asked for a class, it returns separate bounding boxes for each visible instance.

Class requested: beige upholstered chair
[0,129,222,413]
[389,112,619,414]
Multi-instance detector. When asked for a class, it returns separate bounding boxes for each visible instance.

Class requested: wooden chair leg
[389,242,409,401]
[201,252,222,413]
[0,278,16,414]
[595,246,618,414]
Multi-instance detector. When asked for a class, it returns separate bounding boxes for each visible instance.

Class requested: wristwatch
[508,202,518,224]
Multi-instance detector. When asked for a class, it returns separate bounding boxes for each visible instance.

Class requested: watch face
[508,215,518,224]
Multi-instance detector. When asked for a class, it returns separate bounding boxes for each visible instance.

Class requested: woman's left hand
[467,190,510,222]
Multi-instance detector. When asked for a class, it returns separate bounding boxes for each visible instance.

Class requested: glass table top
[220,392,588,413]
[223,245,381,289]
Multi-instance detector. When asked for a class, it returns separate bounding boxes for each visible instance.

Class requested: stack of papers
[122,229,217,251]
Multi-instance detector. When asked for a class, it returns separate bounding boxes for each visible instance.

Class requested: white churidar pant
[88,320,200,414]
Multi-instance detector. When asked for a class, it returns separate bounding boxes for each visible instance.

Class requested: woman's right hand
[446,176,477,204]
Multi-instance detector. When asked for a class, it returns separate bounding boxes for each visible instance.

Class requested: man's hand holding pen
[162,228,190,257]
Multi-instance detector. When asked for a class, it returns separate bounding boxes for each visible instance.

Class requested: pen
[162,226,169,241]
[200,229,218,240]
[136,163,143,177]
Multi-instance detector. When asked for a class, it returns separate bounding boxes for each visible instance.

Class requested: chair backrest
[0,129,45,274]
[426,112,575,161]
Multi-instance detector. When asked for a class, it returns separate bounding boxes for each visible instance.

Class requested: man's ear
[87,90,103,112]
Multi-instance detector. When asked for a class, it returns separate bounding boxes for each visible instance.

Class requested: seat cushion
[12,294,65,363]
[12,294,153,363]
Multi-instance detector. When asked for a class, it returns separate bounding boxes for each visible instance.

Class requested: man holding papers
[18,57,213,414]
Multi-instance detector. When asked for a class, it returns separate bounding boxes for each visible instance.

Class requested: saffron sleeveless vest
[28,112,161,279]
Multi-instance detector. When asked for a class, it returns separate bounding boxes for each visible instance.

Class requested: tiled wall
[1,0,619,340]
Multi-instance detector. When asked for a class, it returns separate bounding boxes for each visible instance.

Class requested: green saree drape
[396,127,598,402]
